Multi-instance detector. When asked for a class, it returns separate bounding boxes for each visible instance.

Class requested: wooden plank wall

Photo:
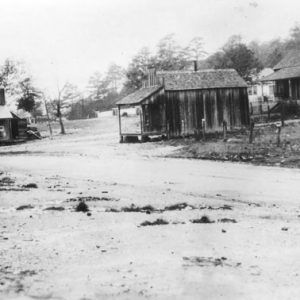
[17,119,28,140]
[276,78,300,99]
[142,89,166,135]
[291,78,300,99]
[164,88,249,137]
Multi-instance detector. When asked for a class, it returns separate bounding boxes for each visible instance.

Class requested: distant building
[248,68,275,103]
[15,109,36,125]
[261,50,300,102]
[0,89,27,143]
[116,68,249,141]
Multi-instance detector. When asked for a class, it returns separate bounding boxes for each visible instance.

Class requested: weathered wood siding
[142,89,166,135]
[275,78,300,99]
[291,78,300,99]
[275,80,289,98]
[126,87,249,138]
[164,88,249,137]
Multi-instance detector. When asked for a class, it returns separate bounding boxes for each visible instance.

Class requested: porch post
[140,105,144,141]
[8,119,12,141]
[288,79,292,99]
[140,106,143,133]
[281,99,285,127]
[118,105,123,143]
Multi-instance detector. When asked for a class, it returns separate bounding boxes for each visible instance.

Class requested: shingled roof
[261,65,300,81]
[157,69,247,90]
[261,50,300,81]
[273,50,300,70]
[117,86,163,105]
[117,69,247,105]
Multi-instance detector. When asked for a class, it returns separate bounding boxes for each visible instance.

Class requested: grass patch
[22,183,38,189]
[140,218,169,226]
[75,201,89,212]
[218,218,237,223]
[164,202,196,211]
[0,177,15,186]
[68,196,118,202]
[106,204,156,213]
[122,204,155,212]
[44,206,65,211]
[190,216,214,224]
[16,205,34,211]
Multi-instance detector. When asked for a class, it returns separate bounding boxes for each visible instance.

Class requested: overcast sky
[0,0,299,94]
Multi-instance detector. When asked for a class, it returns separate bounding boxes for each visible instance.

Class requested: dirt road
[1,117,300,300]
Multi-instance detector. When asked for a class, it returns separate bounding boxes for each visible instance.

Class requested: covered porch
[117,86,166,142]
[274,78,300,103]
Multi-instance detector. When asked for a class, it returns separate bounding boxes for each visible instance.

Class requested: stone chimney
[0,89,5,106]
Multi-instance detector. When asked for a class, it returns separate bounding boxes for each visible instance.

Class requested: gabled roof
[117,69,247,106]
[157,69,247,90]
[261,65,300,81]
[117,86,163,105]
[273,50,300,70]
[261,50,300,81]
[0,105,13,119]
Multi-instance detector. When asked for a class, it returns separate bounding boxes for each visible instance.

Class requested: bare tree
[50,82,80,134]
[184,37,207,61]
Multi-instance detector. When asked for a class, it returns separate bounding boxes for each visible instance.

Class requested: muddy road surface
[1,117,300,300]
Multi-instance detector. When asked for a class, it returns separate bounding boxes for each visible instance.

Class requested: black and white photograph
[1,0,300,299]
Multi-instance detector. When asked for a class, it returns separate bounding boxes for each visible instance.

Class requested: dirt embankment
[165,121,300,168]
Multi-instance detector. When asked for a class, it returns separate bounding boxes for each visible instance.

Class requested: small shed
[0,89,27,144]
[117,69,249,141]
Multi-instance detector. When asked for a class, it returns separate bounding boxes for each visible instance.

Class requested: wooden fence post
[281,100,285,127]
[276,123,281,147]
[223,120,227,141]
[194,129,200,141]
[249,120,255,144]
[202,119,206,141]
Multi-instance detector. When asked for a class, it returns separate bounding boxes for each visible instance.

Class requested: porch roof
[273,50,300,70]
[117,86,163,105]
[261,65,300,81]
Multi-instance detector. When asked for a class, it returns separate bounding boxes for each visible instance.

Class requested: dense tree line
[3,24,300,134]
[52,23,300,133]
[0,59,43,117]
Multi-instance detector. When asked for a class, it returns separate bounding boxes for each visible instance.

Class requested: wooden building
[262,50,300,101]
[0,89,27,144]
[117,69,249,141]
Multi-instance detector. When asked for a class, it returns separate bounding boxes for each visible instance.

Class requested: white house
[248,68,275,103]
